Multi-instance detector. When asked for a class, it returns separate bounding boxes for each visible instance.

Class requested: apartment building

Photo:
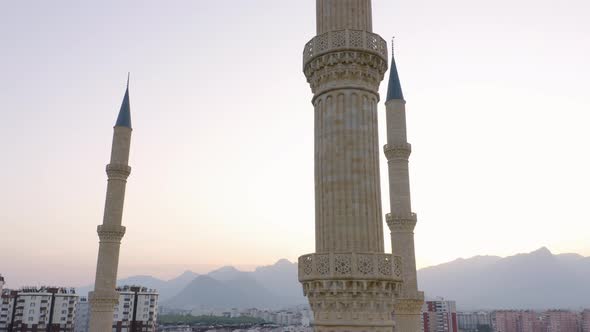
[421,299,458,332]
[0,286,78,331]
[112,286,158,332]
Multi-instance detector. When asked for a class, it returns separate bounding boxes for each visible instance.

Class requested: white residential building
[112,285,158,332]
[0,286,78,332]
[74,297,89,332]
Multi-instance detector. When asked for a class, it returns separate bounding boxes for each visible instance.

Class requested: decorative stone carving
[301,278,399,332]
[383,143,412,160]
[394,296,425,314]
[303,29,388,98]
[97,224,126,243]
[304,50,388,98]
[299,252,403,283]
[386,213,418,232]
[303,29,387,66]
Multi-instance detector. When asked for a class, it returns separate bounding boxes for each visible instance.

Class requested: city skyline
[1,0,590,288]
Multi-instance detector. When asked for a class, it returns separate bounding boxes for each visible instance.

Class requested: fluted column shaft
[317,0,372,34]
[314,89,384,253]
[89,126,131,332]
[384,99,423,332]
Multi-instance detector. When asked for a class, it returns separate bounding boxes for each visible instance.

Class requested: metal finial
[126,72,130,89]
[391,36,395,55]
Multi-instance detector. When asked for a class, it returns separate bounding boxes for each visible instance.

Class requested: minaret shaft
[386,101,412,217]
[385,98,423,331]
[89,123,132,332]
[299,2,403,332]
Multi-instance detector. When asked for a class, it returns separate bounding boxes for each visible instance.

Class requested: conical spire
[115,74,132,128]
[386,39,404,101]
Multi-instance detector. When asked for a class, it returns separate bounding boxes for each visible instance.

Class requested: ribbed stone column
[317,0,372,34]
[315,90,384,253]
[299,2,403,332]
[89,85,132,332]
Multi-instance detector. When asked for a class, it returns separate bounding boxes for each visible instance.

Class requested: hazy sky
[1,0,589,288]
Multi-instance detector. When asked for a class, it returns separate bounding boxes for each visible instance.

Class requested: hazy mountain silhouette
[207,266,248,281]
[165,274,285,309]
[77,270,199,301]
[164,260,305,309]
[418,247,590,310]
[78,249,589,310]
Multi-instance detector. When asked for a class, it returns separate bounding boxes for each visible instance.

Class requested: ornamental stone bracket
[394,294,425,314]
[303,29,388,97]
[383,143,412,160]
[298,252,403,332]
[97,224,126,243]
[386,213,417,233]
[106,163,131,180]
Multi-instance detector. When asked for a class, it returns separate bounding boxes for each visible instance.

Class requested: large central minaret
[89,79,132,332]
[298,1,403,331]
[384,46,424,332]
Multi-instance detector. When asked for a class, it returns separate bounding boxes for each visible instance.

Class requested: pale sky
[1,0,589,288]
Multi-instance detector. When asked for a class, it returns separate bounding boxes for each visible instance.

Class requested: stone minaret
[384,45,424,332]
[89,78,132,332]
[298,1,403,331]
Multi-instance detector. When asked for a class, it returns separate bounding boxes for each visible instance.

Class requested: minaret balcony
[386,213,418,232]
[302,30,389,96]
[298,252,403,283]
[303,29,388,68]
[384,143,412,160]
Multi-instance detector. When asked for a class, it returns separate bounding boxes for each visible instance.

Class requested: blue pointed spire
[386,38,404,101]
[115,73,132,128]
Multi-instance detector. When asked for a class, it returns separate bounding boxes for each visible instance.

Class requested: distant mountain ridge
[78,248,590,310]
[165,260,304,309]
[418,247,590,310]
[77,270,199,301]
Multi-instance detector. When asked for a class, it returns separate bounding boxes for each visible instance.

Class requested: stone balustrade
[298,252,403,282]
[303,29,388,68]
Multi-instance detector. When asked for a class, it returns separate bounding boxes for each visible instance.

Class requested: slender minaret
[298,1,403,331]
[384,43,424,332]
[88,77,132,332]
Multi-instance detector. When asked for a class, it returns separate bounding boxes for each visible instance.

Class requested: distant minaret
[298,1,403,331]
[384,43,424,332]
[89,77,132,332]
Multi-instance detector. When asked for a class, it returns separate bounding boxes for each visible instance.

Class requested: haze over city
[1,0,590,289]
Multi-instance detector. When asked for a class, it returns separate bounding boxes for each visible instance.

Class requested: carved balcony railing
[303,29,388,68]
[298,252,403,282]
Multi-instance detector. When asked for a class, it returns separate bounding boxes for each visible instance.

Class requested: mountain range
[78,248,590,310]
[419,247,590,310]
